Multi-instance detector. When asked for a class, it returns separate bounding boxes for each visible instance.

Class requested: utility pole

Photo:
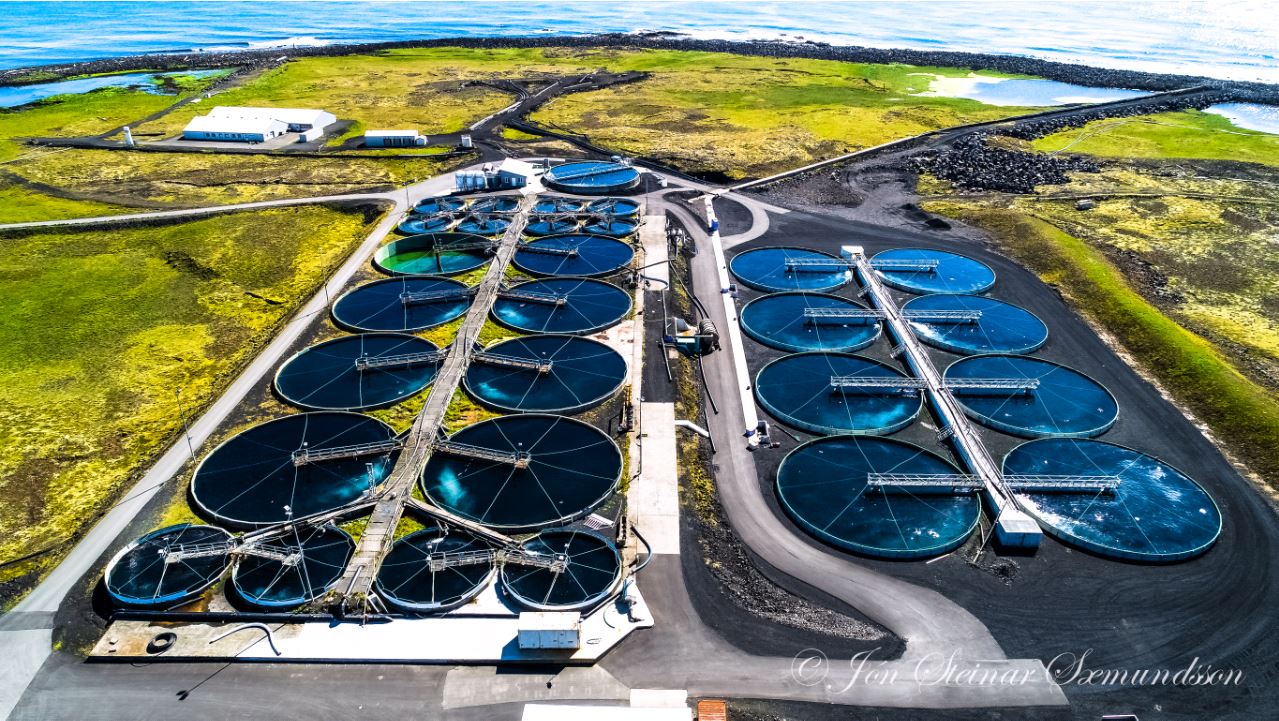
[175,387,195,463]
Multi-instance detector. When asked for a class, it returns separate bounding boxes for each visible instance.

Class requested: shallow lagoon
[0,69,223,108]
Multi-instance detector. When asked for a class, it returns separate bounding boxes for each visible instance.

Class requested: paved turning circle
[274,333,439,411]
[872,248,996,294]
[1004,438,1222,561]
[104,524,232,607]
[420,415,621,532]
[513,234,635,277]
[490,278,632,335]
[755,352,922,435]
[465,335,626,414]
[232,525,354,608]
[501,530,623,611]
[776,436,981,558]
[730,247,850,292]
[740,291,881,352]
[903,293,1048,355]
[945,354,1118,438]
[191,412,399,528]
[375,526,495,613]
[331,276,472,333]
[374,232,491,276]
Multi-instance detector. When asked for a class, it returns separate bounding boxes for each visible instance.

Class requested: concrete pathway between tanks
[0,172,457,721]
[652,190,1048,668]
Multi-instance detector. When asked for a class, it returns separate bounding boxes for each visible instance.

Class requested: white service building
[456,158,538,191]
[365,129,426,148]
[182,106,336,143]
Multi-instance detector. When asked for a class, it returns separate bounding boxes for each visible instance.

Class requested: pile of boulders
[913,132,1099,193]
[1001,95,1221,140]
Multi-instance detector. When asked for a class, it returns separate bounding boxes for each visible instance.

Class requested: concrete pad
[524,704,691,721]
[634,403,681,554]
[639,215,669,285]
[0,629,52,721]
[89,588,653,665]
[445,666,629,709]
[629,688,688,707]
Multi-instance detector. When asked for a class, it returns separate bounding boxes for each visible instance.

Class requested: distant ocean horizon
[1,1,1278,83]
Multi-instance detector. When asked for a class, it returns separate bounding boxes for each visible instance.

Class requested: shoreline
[3,32,1278,103]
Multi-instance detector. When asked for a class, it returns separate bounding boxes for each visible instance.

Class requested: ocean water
[0,1,1276,83]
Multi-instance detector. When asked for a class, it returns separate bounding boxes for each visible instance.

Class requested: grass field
[529,50,1038,178]
[1032,110,1279,166]
[0,204,382,606]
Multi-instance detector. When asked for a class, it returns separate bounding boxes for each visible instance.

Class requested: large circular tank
[468,196,520,214]
[872,248,996,294]
[274,333,439,411]
[501,530,622,611]
[420,414,621,532]
[524,216,580,237]
[374,233,491,276]
[331,276,471,333]
[1003,439,1222,561]
[513,234,635,277]
[465,335,626,414]
[739,291,881,352]
[730,247,849,293]
[776,436,980,558]
[491,278,632,335]
[944,354,1118,438]
[583,218,639,237]
[534,197,585,214]
[543,161,640,195]
[455,216,511,236]
[375,526,495,613]
[232,525,354,608]
[755,352,922,435]
[902,294,1048,355]
[104,524,232,607]
[191,413,398,528]
[587,198,641,217]
[413,197,466,215]
[397,215,453,235]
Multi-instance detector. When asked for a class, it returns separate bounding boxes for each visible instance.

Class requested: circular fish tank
[944,354,1118,438]
[501,530,622,611]
[740,291,881,352]
[1003,438,1222,561]
[375,526,495,613]
[420,414,621,532]
[776,436,980,558]
[513,234,634,277]
[872,248,995,295]
[374,233,491,276]
[755,352,922,435]
[587,197,641,217]
[397,215,453,235]
[543,161,640,195]
[414,197,465,215]
[191,413,398,528]
[455,216,511,236]
[465,335,626,414]
[903,294,1048,355]
[524,216,580,237]
[491,278,632,334]
[583,219,639,237]
[730,247,849,293]
[104,524,232,607]
[534,197,585,214]
[468,196,520,214]
[232,525,354,608]
[331,276,471,333]
[274,333,439,411]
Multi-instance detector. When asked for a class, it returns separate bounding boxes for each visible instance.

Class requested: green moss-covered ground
[0,204,381,605]
[1031,110,1279,166]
